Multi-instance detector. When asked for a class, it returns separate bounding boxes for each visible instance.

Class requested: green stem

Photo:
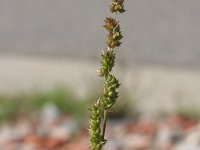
[102,110,108,140]
[114,12,117,20]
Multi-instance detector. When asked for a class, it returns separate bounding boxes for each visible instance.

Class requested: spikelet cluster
[99,49,115,77]
[103,74,120,109]
[110,0,125,13]
[104,17,123,48]
[89,100,106,150]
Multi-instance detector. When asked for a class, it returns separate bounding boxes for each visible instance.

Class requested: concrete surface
[1,55,200,113]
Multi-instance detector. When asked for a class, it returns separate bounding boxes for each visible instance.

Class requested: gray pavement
[0,0,200,68]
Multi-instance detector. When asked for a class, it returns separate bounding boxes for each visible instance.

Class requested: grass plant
[89,1,125,149]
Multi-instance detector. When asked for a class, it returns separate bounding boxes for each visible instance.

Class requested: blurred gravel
[0,104,199,150]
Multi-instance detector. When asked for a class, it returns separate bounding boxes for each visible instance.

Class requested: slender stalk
[102,110,108,140]
[114,12,117,20]
[89,1,125,150]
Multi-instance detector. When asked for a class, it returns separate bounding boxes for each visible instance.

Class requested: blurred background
[0,0,200,150]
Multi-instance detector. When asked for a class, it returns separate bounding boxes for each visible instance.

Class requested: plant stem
[102,110,108,140]
[114,12,117,20]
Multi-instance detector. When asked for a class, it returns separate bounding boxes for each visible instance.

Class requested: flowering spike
[89,0,125,149]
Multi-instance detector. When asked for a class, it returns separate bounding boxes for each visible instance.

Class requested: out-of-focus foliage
[0,87,86,123]
[177,105,200,120]
[1,86,199,124]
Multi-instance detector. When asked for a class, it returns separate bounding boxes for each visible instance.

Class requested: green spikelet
[99,49,115,77]
[103,74,120,109]
[89,100,106,150]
